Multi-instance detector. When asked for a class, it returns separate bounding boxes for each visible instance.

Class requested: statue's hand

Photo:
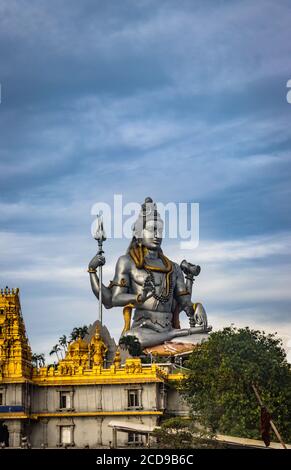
[193,303,208,329]
[139,275,155,303]
[185,304,196,327]
[88,254,106,270]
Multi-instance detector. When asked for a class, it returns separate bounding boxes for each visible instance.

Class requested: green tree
[37,353,45,367]
[119,335,142,357]
[70,325,89,341]
[49,344,62,361]
[180,326,291,442]
[59,335,68,353]
[31,353,45,368]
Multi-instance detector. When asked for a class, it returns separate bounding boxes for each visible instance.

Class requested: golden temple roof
[0,288,185,386]
[68,337,89,351]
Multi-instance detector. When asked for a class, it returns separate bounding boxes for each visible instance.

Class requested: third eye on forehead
[144,220,163,237]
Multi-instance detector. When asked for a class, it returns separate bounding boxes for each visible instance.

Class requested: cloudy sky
[0,0,291,359]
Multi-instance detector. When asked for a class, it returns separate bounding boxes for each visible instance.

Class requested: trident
[94,211,106,325]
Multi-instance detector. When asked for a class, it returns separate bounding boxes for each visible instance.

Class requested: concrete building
[0,288,188,448]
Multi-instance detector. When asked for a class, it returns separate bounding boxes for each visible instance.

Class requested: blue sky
[0,0,291,359]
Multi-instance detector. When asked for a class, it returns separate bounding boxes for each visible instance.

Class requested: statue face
[141,220,163,250]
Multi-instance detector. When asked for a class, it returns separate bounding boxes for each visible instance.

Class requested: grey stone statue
[88,197,211,349]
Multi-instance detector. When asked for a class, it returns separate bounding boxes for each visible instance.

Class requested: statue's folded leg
[172,325,212,337]
[122,324,212,349]
[122,328,174,349]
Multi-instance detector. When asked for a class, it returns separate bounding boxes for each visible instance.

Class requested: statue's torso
[127,255,178,313]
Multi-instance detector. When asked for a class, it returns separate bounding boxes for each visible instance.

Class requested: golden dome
[69,337,88,351]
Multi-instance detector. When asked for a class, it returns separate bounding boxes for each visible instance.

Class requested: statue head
[94,330,101,341]
[132,197,163,251]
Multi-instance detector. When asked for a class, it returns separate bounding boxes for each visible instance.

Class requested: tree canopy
[180,326,291,442]
[70,325,89,341]
[119,335,142,357]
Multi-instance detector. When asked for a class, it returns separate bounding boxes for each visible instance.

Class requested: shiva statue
[88,198,211,350]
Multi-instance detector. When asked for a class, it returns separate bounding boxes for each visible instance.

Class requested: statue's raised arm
[88,254,113,309]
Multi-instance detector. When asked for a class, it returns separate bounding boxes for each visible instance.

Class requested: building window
[59,391,72,410]
[59,426,73,446]
[0,390,4,406]
[128,389,141,409]
[128,432,142,446]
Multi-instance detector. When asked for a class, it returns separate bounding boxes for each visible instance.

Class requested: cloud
[0,0,290,357]
[1,0,290,108]
[181,233,291,262]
